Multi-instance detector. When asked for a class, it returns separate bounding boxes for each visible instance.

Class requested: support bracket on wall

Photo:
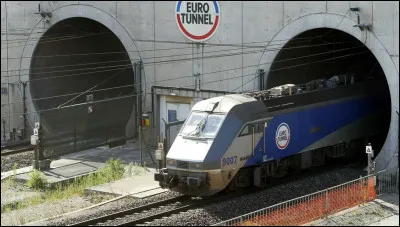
[194,73,201,91]
[350,7,372,31]
[35,3,52,23]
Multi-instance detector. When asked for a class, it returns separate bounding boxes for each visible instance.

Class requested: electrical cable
[0,37,341,61]
[314,9,351,43]
[1,40,359,78]
[57,67,129,108]
[1,32,115,44]
[1,45,365,90]
[232,50,369,92]
[0,32,114,49]
[0,32,315,47]
[0,27,330,50]
[1,50,369,118]
[1,45,362,107]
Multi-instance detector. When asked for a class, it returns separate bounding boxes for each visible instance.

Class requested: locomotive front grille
[187,177,201,186]
[177,161,189,169]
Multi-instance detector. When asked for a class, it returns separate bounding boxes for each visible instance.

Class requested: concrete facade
[1,1,398,170]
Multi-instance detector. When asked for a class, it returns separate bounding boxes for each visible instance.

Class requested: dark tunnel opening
[29,17,135,154]
[267,28,391,159]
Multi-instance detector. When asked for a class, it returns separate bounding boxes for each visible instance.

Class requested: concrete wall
[1,1,398,170]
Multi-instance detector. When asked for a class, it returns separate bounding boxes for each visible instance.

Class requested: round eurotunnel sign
[175,1,220,42]
[276,123,290,150]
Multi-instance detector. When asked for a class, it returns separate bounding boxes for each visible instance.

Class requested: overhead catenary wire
[1,41,359,78]
[0,27,330,50]
[1,43,269,64]
[1,50,369,117]
[1,9,352,55]
[1,48,365,107]
[2,28,271,52]
[0,8,354,69]
[1,41,355,78]
[0,36,337,61]
[231,50,369,92]
[1,31,308,45]
[0,32,116,49]
[1,31,114,44]
[0,26,47,34]
[0,22,92,32]
[1,27,46,31]
[2,45,365,107]
[1,28,359,110]
[0,25,325,44]
[0,31,45,36]
[0,45,365,90]
[0,9,366,113]
[56,67,130,109]
[1,42,365,111]
[0,41,270,61]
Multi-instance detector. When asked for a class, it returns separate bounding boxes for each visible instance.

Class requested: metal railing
[214,167,399,226]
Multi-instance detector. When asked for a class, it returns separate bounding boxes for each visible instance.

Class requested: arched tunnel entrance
[29,17,135,154]
[266,28,391,160]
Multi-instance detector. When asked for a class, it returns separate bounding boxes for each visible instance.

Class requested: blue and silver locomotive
[154,76,390,196]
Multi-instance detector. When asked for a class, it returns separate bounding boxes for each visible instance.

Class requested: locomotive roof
[192,94,256,113]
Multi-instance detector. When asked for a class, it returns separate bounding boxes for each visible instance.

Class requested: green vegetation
[26,169,48,190]
[2,158,145,214]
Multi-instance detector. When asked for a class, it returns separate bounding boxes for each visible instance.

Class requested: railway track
[69,195,191,226]
[1,145,34,156]
[119,191,259,226]
[70,189,258,226]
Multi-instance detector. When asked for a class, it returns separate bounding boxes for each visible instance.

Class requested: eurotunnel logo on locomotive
[276,123,290,150]
[175,1,220,42]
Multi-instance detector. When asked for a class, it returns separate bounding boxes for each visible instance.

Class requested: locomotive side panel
[243,94,385,168]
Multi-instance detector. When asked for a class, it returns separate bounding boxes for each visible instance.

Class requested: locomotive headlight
[166,159,177,167]
[189,162,203,170]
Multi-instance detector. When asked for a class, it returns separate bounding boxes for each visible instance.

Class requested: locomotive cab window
[202,114,225,137]
[239,125,249,136]
[256,122,265,133]
[239,120,270,137]
[252,124,258,133]
[180,111,225,138]
[252,122,265,133]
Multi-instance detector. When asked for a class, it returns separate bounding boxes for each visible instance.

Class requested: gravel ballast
[1,180,38,209]
[12,164,367,226]
[1,196,94,226]
[144,166,366,226]
[27,191,183,226]
[1,150,34,172]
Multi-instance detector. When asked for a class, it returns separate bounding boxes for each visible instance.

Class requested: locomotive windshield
[180,112,225,138]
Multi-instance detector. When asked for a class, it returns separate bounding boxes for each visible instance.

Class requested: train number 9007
[222,156,237,166]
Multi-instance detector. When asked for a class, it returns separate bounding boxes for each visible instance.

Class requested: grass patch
[26,169,48,190]
[1,157,142,214]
